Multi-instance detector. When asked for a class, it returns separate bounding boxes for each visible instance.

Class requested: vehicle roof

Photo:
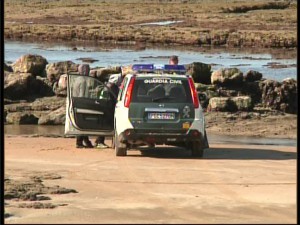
[126,73,191,78]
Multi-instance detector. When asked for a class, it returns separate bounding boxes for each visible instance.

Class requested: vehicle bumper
[118,129,204,145]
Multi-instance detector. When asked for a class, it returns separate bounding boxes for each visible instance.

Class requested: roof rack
[130,64,186,75]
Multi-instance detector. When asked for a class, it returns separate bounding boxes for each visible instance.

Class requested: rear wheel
[191,141,205,158]
[115,131,127,156]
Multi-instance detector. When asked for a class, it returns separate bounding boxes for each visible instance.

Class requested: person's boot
[83,140,94,148]
[76,142,84,148]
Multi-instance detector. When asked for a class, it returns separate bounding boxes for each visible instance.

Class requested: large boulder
[5,112,39,124]
[91,66,122,82]
[207,96,252,112]
[185,62,212,84]
[35,76,55,97]
[207,97,232,112]
[46,61,78,83]
[259,78,297,114]
[38,106,66,125]
[12,54,48,76]
[211,68,243,86]
[244,70,263,82]
[4,73,39,100]
[232,96,253,111]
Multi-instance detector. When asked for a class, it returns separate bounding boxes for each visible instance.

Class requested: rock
[12,54,48,76]
[4,63,13,72]
[38,106,66,125]
[185,62,212,84]
[232,96,253,111]
[6,112,39,124]
[207,97,232,112]
[4,96,66,125]
[207,96,252,112]
[4,73,39,100]
[244,70,263,82]
[30,96,66,111]
[46,61,78,83]
[195,83,216,92]
[211,68,243,86]
[35,76,55,97]
[94,66,122,82]
[259,78,297,114]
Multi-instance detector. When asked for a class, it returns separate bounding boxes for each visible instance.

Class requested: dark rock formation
[185,62,212,84]
[259,78,297,114]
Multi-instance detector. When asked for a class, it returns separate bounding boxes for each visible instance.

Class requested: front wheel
[191,141,205,158]
[115,131,127,156]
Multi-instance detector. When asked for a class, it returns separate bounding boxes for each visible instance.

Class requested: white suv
[114,64,209,157]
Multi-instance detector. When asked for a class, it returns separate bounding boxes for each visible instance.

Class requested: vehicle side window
[70,75,106,100]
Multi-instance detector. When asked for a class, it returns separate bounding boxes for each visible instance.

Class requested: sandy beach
[4,134,297,224]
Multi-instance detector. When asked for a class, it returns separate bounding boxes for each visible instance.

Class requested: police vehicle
[65,64,209,157]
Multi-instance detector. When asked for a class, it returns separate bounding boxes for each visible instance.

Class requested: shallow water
[4,125,296,147]
[4,41,297,81]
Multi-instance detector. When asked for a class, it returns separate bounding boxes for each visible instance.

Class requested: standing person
[169,55,179,65]
[94,74,120,149]
[73,64,93,148]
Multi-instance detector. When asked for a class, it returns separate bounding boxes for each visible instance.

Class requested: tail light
[188,77,199,108]
[124,76,135,108]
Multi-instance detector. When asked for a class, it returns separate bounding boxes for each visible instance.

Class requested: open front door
[65,74,116,136]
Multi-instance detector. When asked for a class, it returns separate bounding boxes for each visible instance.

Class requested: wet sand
[4,136,297,224]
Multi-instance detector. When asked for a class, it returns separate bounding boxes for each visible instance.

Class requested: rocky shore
[4,0,297,139]
[4,0,297,49]
[4,54,297,139]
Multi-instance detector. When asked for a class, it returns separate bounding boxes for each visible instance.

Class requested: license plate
[148,112,175,120]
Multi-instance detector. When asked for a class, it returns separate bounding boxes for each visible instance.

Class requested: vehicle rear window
[131,77,193,103]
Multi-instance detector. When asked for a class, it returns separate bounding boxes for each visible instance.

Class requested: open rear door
[65,74,116,136]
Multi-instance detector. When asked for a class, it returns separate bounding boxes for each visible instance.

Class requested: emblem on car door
[183,106,191,118]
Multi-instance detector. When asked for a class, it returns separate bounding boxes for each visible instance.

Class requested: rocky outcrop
[221,2,290,13]
[211,68,243,86]
[4,96,66,125]
[91,66,122,82]
[6,112,39,124]
[38,106,66,125]
[12,54,48,76]
[207,96,253,112]
[185,62,212,84]
[4,73,40,100]
[259,78,297,114]
[3,54,297,127]
[244,70,263,82]
[4,72,54,100]
[46,61,78,83]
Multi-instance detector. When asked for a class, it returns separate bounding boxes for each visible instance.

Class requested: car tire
[115,131,127,156]
[191,141,205,158]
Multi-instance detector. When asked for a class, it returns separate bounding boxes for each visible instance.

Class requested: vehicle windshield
[131,77,193,103]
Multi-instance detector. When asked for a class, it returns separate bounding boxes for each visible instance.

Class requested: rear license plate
[148,112,175,120]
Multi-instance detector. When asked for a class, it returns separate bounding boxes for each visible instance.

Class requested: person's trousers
[76,136,90,144]
[95,136,105,144]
